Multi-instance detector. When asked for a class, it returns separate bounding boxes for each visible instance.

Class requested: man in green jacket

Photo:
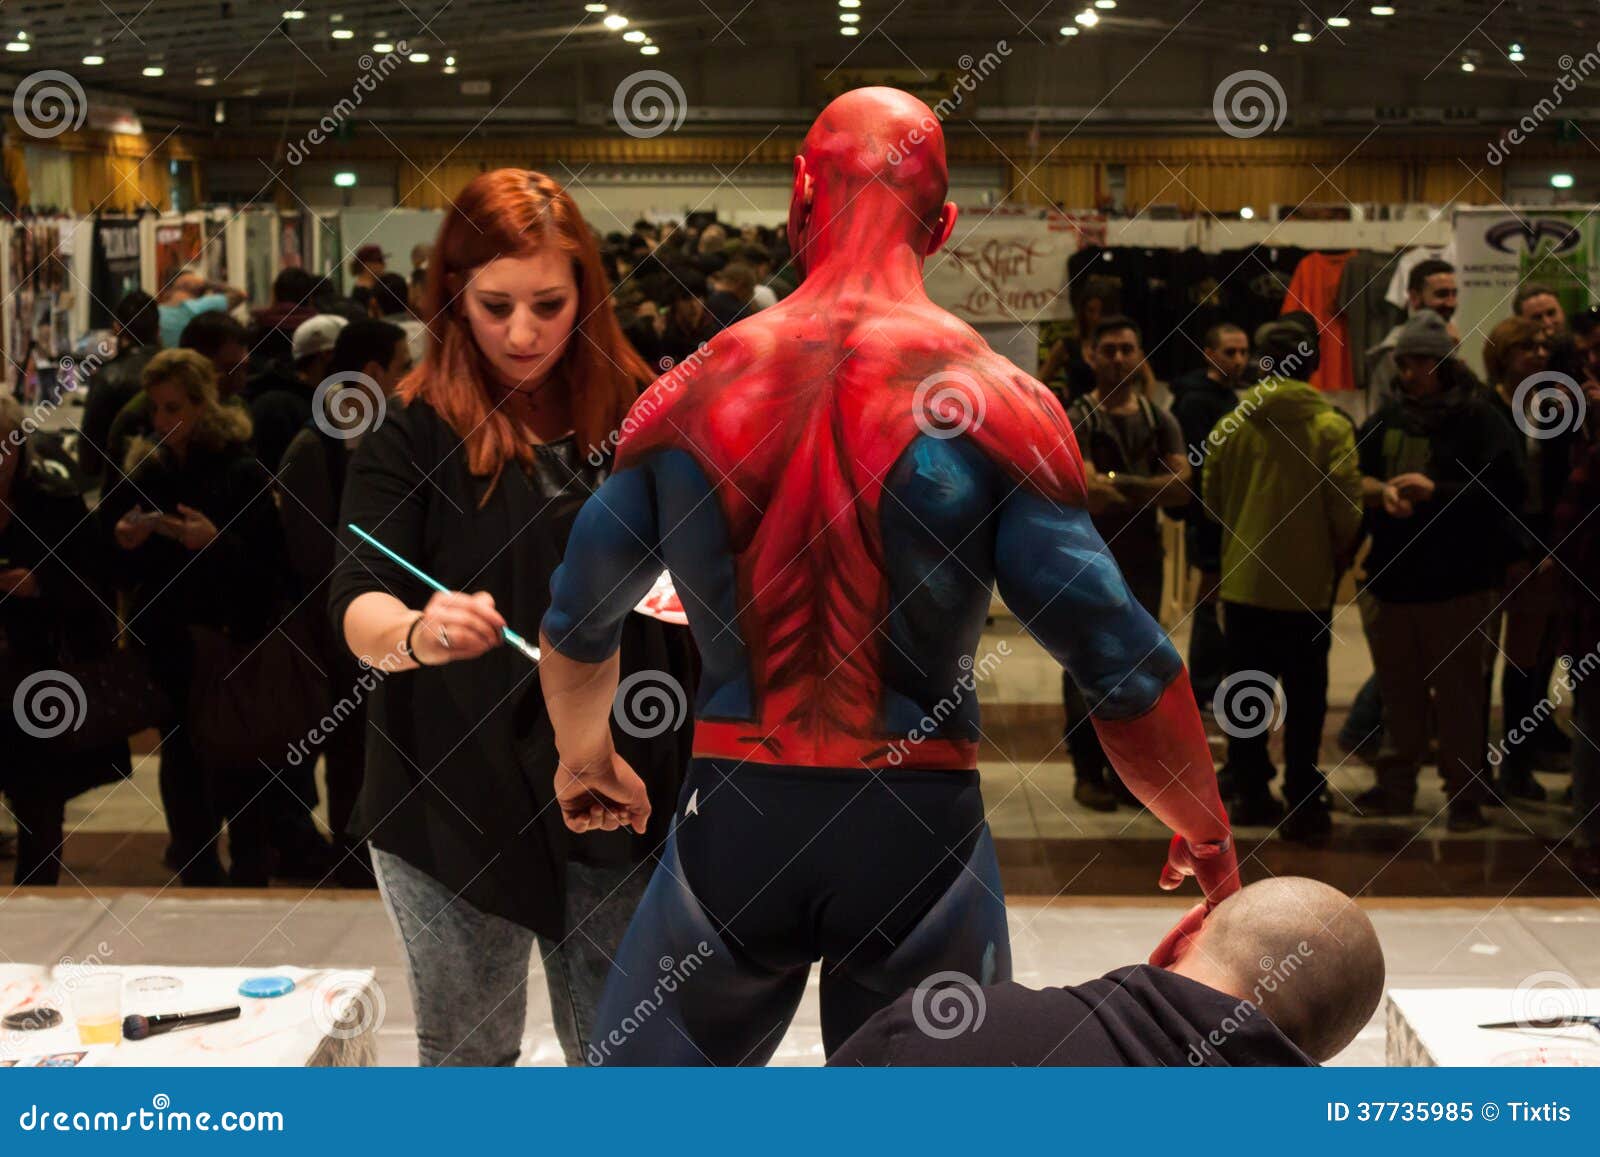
[1202,315,1364,841]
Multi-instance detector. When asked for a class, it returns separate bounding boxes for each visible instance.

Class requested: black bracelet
[401,612,429,665]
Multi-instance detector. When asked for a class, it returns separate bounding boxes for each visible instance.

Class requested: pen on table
[346,523,542,662]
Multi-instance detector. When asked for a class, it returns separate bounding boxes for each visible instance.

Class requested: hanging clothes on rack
[1281,249,1357,391]
[1335,250,1405,394]
[1215,245,1308,345]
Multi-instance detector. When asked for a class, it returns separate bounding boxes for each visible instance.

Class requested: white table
[1386,987,1600,1066]
[0,964,379,1067]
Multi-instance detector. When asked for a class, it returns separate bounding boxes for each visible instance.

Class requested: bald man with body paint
[537,87,1238,1065]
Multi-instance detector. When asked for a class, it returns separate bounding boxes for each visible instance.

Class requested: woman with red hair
[329,170,693,1066]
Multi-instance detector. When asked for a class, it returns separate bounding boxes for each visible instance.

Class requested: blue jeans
[371,845,649,1066]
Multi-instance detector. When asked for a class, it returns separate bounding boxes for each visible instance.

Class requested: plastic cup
[70,972,122,1045]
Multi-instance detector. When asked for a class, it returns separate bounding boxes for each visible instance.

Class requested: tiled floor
[3,892,1595,1066]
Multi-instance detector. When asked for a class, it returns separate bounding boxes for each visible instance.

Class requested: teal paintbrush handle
[347,523,540,662]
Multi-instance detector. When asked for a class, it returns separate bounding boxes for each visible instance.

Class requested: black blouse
[328,398,693,938]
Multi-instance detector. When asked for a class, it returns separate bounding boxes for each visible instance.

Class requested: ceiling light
[840,25,859,34]
[334,172,358,188]
[1369,4,1394,14]
[1075,9,1099,26]
[585,2,608,10]
[332,28,354,39]
[840,11,860,21]
[4,40,29,52]
[1258,41,1268,51]
[82,53,105,64]
[839,0,862,7]
[196,74,216,86]
[1327,15,1350,26]
[281,8,306,18]
[1060,25,1080,36]
[1459,56,1475,72]
[1240,206,1256,220]
[603,13,628,29]
[1292,29,1312,42]
[142,65,164,76]
[372,41,394,52]
[442,65,458,73]
[1094,0,1116,7]
[445,55,455,65]
[623,29,645,41]
[1508,42,1524,62]
[409,51,430,62]
[640,44,660,54]
[1551,173,1575,189]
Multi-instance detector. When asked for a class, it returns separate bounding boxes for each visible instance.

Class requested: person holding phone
[101,349,287,886]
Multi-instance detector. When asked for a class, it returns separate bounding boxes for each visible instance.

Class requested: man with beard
[1367,259,1457,407]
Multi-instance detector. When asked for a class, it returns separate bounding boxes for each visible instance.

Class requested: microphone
[122,1005,242,1041]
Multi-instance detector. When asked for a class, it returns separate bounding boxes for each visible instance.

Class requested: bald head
[787,87,956,274]
[1168,878,1385,1062]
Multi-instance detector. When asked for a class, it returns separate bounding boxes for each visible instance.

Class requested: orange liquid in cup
[76,1016,121,1046]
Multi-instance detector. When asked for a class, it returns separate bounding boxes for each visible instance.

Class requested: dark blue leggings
[586,759,1011,1065]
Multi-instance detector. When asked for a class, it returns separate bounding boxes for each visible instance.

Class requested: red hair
[399,168,652,496]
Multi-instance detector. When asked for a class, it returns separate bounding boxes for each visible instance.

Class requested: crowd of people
[1049,258,1598,881]
[2,254,417,887]
[0,201,1595,904]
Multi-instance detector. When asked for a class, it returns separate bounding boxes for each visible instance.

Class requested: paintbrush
[347,523,542,662]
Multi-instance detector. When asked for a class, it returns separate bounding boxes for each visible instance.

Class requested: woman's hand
[114,506,157,550]
[174,504,218,551]
[555,750,652,834]
[409,590,506,665]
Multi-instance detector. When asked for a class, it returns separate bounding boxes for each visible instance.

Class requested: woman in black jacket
[0,397,132,884]
[101,348,286,886]
[330,169,693,1067]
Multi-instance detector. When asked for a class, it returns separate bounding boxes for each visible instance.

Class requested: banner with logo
[923,211,1075,325]
[1453,207,1599,376]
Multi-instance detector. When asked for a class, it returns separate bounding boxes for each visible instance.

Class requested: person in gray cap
[1353,309,1524,832]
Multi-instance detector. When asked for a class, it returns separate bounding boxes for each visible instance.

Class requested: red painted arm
[1092,670,1240,908]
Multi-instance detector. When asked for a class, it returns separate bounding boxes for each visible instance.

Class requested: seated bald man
[828,878,1385,1067]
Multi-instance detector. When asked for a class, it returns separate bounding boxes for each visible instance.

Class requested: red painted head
[787,86,959,277]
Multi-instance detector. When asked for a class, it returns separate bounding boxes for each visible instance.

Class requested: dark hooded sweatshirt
[827,964,1315,1067]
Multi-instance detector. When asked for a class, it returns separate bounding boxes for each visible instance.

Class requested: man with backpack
[1063,317,1193,811]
